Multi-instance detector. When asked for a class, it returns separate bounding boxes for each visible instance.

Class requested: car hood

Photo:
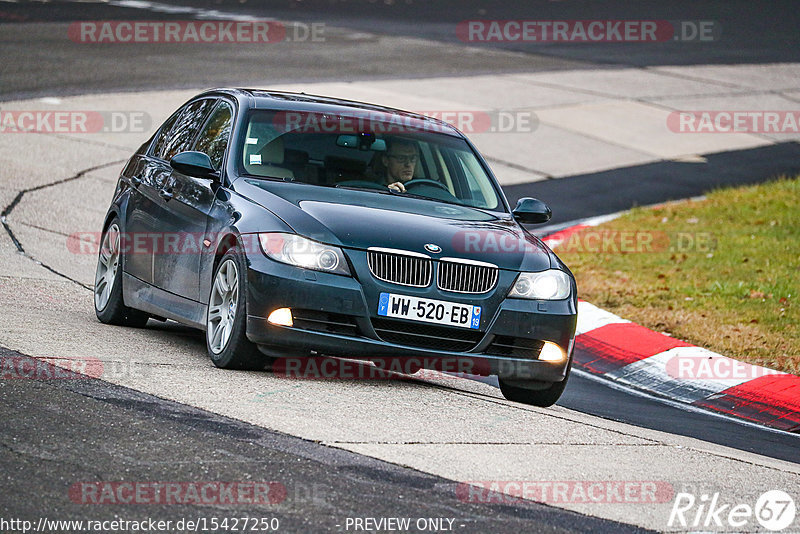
[237,179,552,271]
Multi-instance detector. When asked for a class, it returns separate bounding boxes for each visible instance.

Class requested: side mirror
[512,197,552,224]
[170,151,220,180]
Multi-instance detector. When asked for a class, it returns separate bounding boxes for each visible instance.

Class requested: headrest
[284,149,309,166]
[259,136,284,165]
[325,155,366,173]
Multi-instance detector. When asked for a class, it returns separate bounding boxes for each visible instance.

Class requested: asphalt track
[0,348,645,534]
[1,1,799,532]
[4,0,800,101]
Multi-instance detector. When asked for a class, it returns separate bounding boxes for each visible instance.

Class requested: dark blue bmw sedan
[94,88,577,406]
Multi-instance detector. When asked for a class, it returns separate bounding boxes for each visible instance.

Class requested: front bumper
[244,250,577,381]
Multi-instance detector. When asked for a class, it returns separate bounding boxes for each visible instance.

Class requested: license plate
[377,292,481,329]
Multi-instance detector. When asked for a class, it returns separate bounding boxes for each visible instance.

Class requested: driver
[383,137,419,193]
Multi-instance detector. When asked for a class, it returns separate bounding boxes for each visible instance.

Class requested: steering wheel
[402,179,449,192]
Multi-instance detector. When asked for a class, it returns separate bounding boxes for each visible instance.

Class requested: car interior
[241,114,500,210]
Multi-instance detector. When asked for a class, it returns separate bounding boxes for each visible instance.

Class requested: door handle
[159,188,174,201]
[129,176,142,188]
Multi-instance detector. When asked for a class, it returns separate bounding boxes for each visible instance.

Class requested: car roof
[197,87,464,138]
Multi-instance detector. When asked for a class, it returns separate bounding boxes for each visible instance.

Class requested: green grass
[560,176,799,374]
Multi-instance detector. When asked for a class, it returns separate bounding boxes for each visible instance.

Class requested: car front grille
[484,336,545,359]
[371,318,483,352]
[367,248,432,288]
[367,248,498,294]
[437,258,498,294]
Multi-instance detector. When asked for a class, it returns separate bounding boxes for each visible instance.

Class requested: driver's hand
[387,181,406,193]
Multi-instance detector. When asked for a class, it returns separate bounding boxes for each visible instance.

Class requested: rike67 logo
[669,490,796,531]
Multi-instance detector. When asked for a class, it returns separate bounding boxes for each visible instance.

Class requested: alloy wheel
[94,223,120,311]
[207,258,240,354]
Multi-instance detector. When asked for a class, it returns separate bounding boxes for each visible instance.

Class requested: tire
[94,219,150,327]
[206,247,268,370]
[498,361,571,407]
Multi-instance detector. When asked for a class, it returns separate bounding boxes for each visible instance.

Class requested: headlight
[508,269,571,300]
[258,233,351,276]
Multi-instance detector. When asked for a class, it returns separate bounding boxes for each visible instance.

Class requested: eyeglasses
[387,154,418,165]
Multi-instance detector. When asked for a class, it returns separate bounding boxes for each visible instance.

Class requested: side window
[153,99,215,161]
[150,112,180,160]
[193,102,234,170]
[456,153,497,209]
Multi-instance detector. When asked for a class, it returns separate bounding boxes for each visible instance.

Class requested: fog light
[539,341,565,362]
[268,308,293,327]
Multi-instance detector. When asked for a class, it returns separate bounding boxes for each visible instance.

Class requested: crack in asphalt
[410,378,672,444]
[18,221,78,238]
[0,159,125,291]
[483,156,552,179]
[328,441,663,446]
[509,72,797,147]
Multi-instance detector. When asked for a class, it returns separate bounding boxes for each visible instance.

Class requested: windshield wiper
[401,191,467,207]
[334,184,393,194]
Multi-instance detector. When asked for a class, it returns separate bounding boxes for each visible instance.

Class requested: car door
[153,99,235,302]
[127,98,216,289]
[123,109,181,285]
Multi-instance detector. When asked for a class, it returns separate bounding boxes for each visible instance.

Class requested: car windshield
[239,110,504,210]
